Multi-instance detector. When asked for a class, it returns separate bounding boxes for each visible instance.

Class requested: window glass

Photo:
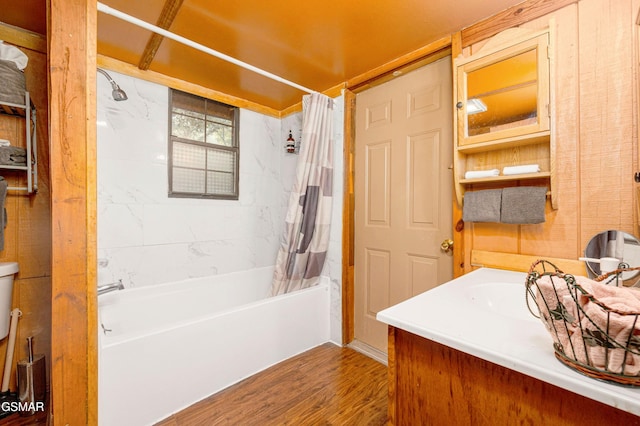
[169,90,239,199]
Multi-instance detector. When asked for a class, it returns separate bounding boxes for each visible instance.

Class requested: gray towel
[501,186,547,224]
[0,146,26,166]
[0,59,26,105]
[462,189,502,223]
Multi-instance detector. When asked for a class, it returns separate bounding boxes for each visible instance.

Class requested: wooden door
[354,57,453,353]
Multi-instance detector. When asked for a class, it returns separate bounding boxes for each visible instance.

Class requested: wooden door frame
[340,0,578,345]
[340,38,453,344]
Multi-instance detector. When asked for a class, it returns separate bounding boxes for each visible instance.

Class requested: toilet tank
[0,262,18,339]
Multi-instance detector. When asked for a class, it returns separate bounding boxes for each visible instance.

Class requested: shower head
[97,68,128,101]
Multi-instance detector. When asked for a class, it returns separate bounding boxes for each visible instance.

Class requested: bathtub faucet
[98,279,125,296]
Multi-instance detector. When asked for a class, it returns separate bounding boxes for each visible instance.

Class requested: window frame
[168,89,240,200]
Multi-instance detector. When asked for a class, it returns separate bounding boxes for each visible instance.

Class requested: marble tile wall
[96,71,344,342]
[98,71,285,287]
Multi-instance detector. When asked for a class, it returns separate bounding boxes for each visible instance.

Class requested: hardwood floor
[155,343,388,426]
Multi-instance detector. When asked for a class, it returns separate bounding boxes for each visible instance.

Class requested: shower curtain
[271,92,334,296]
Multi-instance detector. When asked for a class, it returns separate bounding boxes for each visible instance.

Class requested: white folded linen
[0,41,28,70]
[464,169,500,179]
[502,164,541,175]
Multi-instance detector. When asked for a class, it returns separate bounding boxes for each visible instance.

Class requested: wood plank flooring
[155,343,388,426]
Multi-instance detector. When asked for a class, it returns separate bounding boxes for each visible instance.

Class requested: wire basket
[526,259,640,386]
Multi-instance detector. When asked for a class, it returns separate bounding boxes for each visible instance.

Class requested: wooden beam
[138,0,184,70]
[348,48,452,96]
[49,0,97,423]
[98,54,282,117]
[346,35,452,90]
[461,0,578,48]
[470,249,587,276]
[0,21,46,53]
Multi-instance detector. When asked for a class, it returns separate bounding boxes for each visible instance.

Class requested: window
[169,89,239,199]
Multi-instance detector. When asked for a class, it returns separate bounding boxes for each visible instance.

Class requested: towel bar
[462,190,551,199]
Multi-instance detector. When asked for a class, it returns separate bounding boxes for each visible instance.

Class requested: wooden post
[451,31,466,278]
[387,326,397,425]
[49,0,98,424]
[342,89,355,344]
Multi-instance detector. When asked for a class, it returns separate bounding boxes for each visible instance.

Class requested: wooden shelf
[0,99,30,118]
[459,171,551,184]
[456,131,550,154]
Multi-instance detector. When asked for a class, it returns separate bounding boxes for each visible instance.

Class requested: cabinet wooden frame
[453,26,557,209]
[455,30,550,145]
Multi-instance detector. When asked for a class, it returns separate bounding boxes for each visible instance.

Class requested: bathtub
[98,267,330,426]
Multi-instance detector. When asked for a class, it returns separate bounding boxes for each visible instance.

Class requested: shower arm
[97,68,117,89]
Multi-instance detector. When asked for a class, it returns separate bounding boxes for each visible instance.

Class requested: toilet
[0,262,18,339]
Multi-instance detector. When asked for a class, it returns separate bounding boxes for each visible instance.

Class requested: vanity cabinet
[387,327,639,425]
[453,27,556,209]
[379,266,640,425]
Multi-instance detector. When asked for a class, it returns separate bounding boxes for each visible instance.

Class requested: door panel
[408,131,439,226]
[366,142,391,226]
[354,57,453,353]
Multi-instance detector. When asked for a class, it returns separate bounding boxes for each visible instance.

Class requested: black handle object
[27,336,33,364]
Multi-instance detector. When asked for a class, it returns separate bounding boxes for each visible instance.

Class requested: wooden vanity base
[388,327,640,425]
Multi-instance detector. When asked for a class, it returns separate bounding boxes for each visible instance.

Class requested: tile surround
[97,71,344,342]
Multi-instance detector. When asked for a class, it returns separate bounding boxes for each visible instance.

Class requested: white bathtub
[98,267,330,426]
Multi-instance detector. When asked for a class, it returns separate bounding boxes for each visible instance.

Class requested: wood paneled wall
[455,0,639,274]
[0,28,51,395]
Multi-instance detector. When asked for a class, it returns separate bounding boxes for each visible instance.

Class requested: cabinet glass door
[456,32,550,146]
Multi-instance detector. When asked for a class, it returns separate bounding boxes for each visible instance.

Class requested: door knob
[440,238,454,254]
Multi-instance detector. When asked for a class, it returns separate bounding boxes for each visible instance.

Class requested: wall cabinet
[453,27,556,209]
[0,91,37,194]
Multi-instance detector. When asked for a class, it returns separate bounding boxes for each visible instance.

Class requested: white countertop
[377,267,640,416]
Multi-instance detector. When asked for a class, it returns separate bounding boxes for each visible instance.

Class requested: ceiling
[2,0,528,112]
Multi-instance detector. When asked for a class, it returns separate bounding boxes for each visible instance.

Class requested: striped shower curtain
[271,92,334,296]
